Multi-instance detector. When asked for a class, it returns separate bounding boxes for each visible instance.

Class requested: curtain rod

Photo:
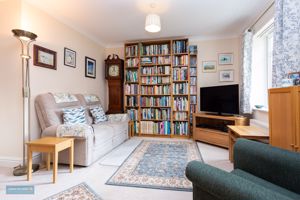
[249,1,275,31]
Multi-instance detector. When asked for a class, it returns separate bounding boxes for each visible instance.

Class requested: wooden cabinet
[192,113,249,148]
[268,86,300,152]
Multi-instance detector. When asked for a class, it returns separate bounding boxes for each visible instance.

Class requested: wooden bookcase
[189,45,198,137]
[124,38,196,138]
[193,113,249,148]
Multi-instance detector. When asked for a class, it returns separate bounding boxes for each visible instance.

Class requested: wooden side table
[27,137,74,183]
[228,126,269,162]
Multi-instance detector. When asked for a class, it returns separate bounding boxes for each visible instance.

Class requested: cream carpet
[0,137,232,200]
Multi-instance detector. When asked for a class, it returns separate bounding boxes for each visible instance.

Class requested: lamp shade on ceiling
[145,14,161,33]
[12,29,37,41]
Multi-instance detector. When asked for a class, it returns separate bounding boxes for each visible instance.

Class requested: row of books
[173,55,188,66]
[173,122,189,135]
[125,45,138,57]
[174,112,188,121]
[132,121,139,135]
[173,67,188,81]
[190,56,197,66]
[190,95,197,104]
[140,96,171,107]
[189,45,197,54]
[141,76,170,84]
[173,83,188,95]
[190,77,197,85]
[141,56,171,65]
[141,85,170,95]
[128,109,138,120]
[141,44,170,55]
[173,97,188,111]
[126,96,138,107]
[190,68,197,76]
[141,108,171,120]
[140,121,171,135]
[173,40,187,54]
[190,104,197,113]
[190,86,197,95]
[125,84,138,94]
[125,71,138,82]
[126,58,139,68]
[141,66,170,75]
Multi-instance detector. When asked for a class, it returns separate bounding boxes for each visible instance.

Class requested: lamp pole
[12,29,39,176]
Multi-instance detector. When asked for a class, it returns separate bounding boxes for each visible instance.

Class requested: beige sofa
[35,93,129,166]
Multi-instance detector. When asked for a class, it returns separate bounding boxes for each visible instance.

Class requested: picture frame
[64,48,76,68]
[33,45,57,70]
[202,61,217,73]
[218,53,233,65]
[220,70,234,82]
[85,57,96,79]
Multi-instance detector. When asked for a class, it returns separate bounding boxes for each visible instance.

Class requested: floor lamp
[12,29,40,176]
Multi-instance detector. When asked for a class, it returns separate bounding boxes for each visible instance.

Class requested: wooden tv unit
[192,113,249,148]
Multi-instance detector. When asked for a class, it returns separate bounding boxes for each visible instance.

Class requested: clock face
[108,65,119,77]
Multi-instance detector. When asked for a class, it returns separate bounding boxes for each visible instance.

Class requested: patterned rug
[44,182,102,200]
[106,140,202,191]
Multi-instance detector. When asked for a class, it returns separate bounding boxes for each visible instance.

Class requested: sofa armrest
[107,113,129,122]
[234,139,300,193]
[41,125,58,137]
[186,161,293,200]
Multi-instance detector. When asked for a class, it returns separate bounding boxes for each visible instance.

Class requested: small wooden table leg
[27,146,32,181]
[69,140,74,173]
[228,130,234,162]
[53,150,58,183]
[47,153,51,171]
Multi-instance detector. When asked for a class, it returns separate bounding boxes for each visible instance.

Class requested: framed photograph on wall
[202,61,217,73]
[220,70,234,82]
[218,53,233,65]
[85,56,96,78]
[33,45,57,70]
[64,48,76,68]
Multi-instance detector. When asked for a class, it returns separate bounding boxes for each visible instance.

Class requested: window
[250,19,274,110]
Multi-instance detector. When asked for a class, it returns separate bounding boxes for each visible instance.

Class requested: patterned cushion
[63,107,87,124]
[84,94,100,103]
[53,93,78,103]
[90,106,107,124]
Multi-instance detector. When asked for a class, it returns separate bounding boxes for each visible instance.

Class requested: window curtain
[272,0,300,87]
[240,30,253,114]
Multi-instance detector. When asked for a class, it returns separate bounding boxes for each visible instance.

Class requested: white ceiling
[25,0,274,47]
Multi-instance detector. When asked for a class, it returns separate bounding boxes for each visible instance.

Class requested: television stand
[192,112,249,148]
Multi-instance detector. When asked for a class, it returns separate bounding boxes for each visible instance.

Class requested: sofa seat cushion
[231,169,300,200]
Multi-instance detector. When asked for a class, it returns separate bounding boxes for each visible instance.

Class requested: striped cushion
[63,107,87,124]
[90,106,107,124]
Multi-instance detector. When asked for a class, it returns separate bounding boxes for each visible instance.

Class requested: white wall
[0,0,107,165]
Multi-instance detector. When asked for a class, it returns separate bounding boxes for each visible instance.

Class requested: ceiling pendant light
[145,14,161,33]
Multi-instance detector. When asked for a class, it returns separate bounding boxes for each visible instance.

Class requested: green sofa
[186,139,300,200]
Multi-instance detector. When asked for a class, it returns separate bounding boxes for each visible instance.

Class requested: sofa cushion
[231,169,300,200]
[90,106,107,124]
[63,107,87,124]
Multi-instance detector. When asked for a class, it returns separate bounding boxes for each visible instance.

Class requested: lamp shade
[145,14,161,33]
[12,29,37,41]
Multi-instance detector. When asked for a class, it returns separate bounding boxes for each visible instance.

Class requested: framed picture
[85,57,96,78]
[220,70,234,82]
[64,48,76,67]
[202,61,217,73]
[218,53,233,65]
[33,45,57,70]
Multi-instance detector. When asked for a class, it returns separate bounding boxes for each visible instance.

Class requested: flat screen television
[200,84,239,115]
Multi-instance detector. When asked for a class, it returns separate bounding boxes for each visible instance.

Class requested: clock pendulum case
[105,54,124,114]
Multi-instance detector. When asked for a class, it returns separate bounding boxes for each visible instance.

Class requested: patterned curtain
[272,0,300,87]
[240,30,253,114]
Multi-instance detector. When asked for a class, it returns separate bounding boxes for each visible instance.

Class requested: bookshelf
[124,39,197,138]
[189,45,198,136]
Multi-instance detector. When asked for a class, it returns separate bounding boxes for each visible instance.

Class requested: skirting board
[0,153,42,168]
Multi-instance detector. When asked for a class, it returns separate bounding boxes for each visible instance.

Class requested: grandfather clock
[105,54,124,114]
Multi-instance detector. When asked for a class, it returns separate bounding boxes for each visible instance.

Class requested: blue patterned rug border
[105,140,203,192]
[44,182,102,200]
